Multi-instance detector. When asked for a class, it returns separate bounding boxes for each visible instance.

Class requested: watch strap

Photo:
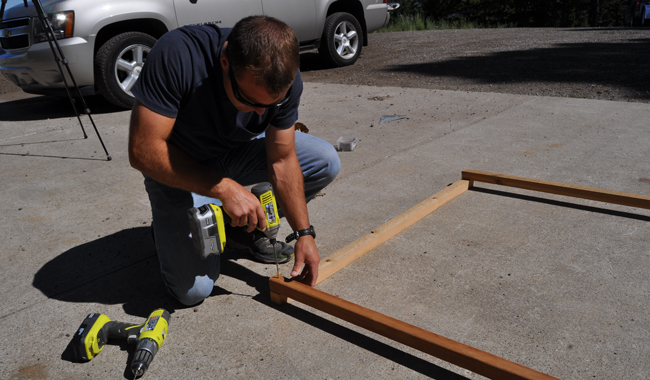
[285,225,316,243]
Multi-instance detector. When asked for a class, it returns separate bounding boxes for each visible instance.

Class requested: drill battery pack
[188,203,227,260]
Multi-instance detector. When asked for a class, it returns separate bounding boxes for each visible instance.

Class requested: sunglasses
[227,65,292,108]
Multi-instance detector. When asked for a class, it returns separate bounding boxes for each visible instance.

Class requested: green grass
[376,13,514,32]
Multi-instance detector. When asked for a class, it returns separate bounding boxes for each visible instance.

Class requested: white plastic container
[337,136,358,151]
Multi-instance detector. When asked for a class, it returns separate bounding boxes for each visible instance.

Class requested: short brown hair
[225,16,299,96]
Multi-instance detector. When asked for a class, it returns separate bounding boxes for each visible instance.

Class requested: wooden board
[269,170,644,379]
[316,179,470,284]
[270,276,559,380]
[462,169,650,210]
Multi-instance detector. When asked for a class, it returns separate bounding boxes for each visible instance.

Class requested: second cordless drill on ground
[72,309,170,378]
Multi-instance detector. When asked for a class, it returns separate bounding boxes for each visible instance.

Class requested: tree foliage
[392,0,628,27]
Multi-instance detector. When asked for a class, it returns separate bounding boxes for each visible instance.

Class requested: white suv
[0,0,393,108]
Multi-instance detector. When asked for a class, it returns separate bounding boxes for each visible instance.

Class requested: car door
[261,0,317,42]
[173,0,264,28]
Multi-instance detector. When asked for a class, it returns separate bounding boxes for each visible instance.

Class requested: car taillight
[637,0,641,9]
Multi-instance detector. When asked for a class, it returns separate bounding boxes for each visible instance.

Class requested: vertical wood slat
[317,179,470,284]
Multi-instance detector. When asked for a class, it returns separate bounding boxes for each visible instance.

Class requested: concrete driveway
[0,83,648,379]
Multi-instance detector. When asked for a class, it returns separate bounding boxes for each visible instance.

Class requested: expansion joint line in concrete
[269,169,650,379]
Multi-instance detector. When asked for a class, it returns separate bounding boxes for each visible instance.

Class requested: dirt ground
[300,27,650,103]
[2,27,649,103]
[0,69,17,94]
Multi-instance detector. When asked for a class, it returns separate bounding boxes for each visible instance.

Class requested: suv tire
[95,32,157,109]
[319,12,363,67]
[625,8,634,26]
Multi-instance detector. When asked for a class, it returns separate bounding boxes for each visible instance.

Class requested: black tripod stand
[1,0,111,160]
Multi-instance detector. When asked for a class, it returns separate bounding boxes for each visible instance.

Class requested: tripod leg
[31,0,112,160]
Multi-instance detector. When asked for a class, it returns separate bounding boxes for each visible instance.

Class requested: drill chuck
[131,338,158,377]
[131,309,170,378]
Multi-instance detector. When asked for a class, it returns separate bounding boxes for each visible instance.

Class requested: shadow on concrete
[471,187,650,222]
[33,227,258,320]
[0,150,110,161]
[385,38,650,100]
[219,260,469,380]
[272,302,470,380]
[0,94,124,122]
[299,51,335,72]
[0,124,112,161]
[42,229,469,378]
[32,227,178,319]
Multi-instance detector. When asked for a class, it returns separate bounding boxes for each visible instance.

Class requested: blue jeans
[144,132,340,305]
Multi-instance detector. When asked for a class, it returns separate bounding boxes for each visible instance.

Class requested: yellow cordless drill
[72,309,170,378]
[188,182,282,274]
[188,203,227,259]
[251,182,282,275]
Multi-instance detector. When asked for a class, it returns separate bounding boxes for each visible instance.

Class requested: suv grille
[0,17,31,50]
[1,34,28,49]
[0,17,29,29]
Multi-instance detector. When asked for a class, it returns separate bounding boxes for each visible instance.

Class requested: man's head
[223,16,299,103]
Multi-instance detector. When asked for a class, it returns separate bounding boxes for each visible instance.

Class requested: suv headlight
[33,11,74,43]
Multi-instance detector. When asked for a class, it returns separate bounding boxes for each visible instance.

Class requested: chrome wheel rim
[333,21,359,60]
[114,44,150,96]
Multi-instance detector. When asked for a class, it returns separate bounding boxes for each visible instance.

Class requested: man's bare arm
[128,101,265,230]
[265,125,319,286]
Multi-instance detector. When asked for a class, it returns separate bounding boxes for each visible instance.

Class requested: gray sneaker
[224,225,294,264]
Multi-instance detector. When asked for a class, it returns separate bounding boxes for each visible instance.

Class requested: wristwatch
[285,225,316,243]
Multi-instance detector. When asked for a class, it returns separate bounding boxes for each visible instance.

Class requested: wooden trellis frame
[270,169,650,380]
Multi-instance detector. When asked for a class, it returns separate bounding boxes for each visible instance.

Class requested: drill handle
[104,321,142,344]
[72,314,141,362]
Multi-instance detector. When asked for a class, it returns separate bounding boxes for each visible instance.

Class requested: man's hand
[291,235,319,287]
[218,179,267,233]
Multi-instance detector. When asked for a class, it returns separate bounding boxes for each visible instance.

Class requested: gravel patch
[0,70,19,94]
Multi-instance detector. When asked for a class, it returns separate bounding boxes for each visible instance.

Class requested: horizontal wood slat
[462,169,650,210]
[270,276,559,380]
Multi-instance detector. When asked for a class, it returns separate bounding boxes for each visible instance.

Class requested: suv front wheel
[95,32,157,109]
[319,12,364,67]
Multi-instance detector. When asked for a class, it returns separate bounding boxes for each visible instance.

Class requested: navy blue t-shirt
[131,24,302,162]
